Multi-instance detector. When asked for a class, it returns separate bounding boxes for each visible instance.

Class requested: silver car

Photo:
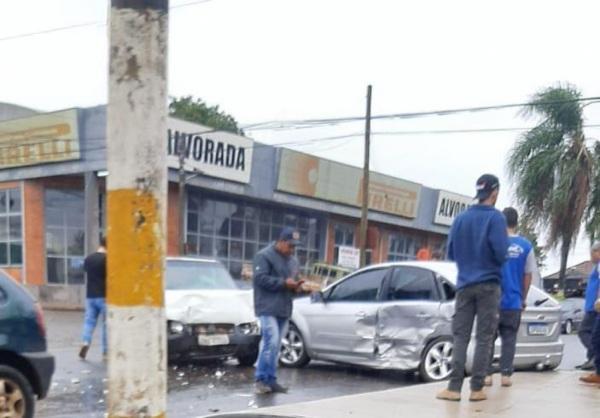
[280,261,563,382]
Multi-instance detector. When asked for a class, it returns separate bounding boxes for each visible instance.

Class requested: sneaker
[484,376,493,387]
[255,381,272,395]
[577,359,595,371]
[579,373,600,385]
[436,389,461,402]
[501,376,512,387]
[79,344,89,360]
[469,390,487,402]
[269,382,289,394]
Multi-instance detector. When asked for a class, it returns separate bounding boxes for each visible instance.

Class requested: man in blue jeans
[437,174,508,402]
[253,227,304,394]
[79,237,107,361]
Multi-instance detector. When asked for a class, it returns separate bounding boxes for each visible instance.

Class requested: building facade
[0,104,472,308]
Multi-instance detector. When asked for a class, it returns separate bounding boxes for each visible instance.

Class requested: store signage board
[338,246,360,269]
[434,190,474,226]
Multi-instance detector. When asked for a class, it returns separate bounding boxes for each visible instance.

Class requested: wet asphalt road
[37,310,586,418]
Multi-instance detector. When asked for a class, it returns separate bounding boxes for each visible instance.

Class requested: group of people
[436,174,600,402]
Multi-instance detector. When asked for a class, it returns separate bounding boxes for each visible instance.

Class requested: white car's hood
[165,289,255,325]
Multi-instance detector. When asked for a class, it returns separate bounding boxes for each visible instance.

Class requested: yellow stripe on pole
[107,188,164,307]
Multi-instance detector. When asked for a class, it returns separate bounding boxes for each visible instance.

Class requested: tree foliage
[169,96,243,135]
[508,84,596,286]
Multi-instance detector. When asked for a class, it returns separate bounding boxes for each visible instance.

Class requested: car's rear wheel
[0,365,35,418]
[564,320,573,335]
[280,324,310,368]
[420,337,454,383]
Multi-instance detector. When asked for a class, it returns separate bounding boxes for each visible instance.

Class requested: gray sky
[2,0,600,273]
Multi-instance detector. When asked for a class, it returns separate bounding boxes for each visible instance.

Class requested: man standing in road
[485,207,535,387]
[437,174,508,402]
[79,236,107,361]
[578,242,600,382]
[253,227,304,395]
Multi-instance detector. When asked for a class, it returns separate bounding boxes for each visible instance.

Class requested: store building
[0,104,473,308]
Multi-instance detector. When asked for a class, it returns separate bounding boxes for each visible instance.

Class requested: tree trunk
[558,242,571,290]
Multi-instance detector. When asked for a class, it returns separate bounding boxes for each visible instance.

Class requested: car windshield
[526,286,559,308]
[166,260,237,290]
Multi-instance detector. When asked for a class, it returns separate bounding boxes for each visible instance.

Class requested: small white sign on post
[338,246,360,269]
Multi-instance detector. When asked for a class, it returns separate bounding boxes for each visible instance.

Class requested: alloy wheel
[280,328,305,365]
[0,378,25,418]
[424,340,453,381]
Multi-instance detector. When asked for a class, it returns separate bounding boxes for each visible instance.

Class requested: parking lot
[37,310,587,418]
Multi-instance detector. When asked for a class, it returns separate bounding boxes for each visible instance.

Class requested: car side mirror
[311,291,326,304]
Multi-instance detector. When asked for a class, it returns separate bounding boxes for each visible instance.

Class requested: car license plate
[198,335,229,346]
[528,323,549,336]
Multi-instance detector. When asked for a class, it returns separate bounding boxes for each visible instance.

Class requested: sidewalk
[214,371,599,418]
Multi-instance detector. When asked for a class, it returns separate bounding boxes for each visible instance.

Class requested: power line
[242,96,600,131]
[0,0,216,43]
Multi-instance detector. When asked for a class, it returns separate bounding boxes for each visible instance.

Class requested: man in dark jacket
[437,174,509,402]
[253,227,304,394]
[80,236,107,361]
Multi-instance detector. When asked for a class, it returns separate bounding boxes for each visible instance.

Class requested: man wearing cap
[437,174,508,402]
[253,227,304,395]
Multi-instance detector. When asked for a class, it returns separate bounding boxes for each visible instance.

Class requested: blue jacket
[501,235,533,310]
[448,204,509,289]
[253,244,299,318]
[584,263,600,313]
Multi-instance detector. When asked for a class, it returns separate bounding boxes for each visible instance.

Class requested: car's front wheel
[0,365,35,418]
[279,324,310,368]
[420,337,454,383]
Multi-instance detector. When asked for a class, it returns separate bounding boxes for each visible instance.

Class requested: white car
[281,261,563,382]
[165,257,260,365]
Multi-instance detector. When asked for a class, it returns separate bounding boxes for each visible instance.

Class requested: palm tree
[508,84,594,288]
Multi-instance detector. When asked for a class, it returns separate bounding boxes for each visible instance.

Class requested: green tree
[508,84,594,288]
[169,96,243,134]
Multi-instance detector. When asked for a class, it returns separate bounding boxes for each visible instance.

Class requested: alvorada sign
[434,190,473,226]
[166,117,253,184]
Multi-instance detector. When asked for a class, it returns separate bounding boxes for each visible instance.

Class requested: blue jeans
[82,298,107,354]
[255,316,289,386]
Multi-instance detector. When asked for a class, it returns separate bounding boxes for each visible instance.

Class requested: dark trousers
[488,310,521,376]
[592,314,600,374]
[448,281,500,392]
[578,312,598,361]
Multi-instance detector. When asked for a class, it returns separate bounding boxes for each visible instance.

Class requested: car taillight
[34,303,47,338]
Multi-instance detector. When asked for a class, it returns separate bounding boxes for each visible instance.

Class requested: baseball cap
[279,227,302,246]
[475,174,500,201]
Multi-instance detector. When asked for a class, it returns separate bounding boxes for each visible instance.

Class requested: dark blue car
[0,271,54,418]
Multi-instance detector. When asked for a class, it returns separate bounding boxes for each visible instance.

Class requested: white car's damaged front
[165,258,260,366]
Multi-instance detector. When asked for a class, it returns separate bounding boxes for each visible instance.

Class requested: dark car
[560,297,585,334]
[0,270,54,418]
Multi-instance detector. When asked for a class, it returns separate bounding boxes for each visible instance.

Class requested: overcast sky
[2,0,600,274]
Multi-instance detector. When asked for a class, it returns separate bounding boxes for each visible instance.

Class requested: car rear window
[166,260,238,290]
[526,286,559,308]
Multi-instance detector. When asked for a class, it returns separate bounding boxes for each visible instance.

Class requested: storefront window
[333,222,355,263]
[45,189,85,285]
[0,188,22,266]
[388,232,425,261]
[186,191,323,278]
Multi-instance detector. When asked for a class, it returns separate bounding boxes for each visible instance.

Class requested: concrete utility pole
[359,85,372,268]
[106,1,169,417]
[178,138,186,255]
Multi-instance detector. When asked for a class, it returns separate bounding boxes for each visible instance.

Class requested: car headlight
[168,320,186,335]
[238,321,260,335]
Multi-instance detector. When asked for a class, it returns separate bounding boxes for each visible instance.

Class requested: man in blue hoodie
[437,174,509,402]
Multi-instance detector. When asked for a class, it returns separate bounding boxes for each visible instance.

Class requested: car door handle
[355,311,367,318]
[417,313,432,319]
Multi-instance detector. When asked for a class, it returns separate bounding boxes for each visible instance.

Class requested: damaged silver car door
[306,267,391,360]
